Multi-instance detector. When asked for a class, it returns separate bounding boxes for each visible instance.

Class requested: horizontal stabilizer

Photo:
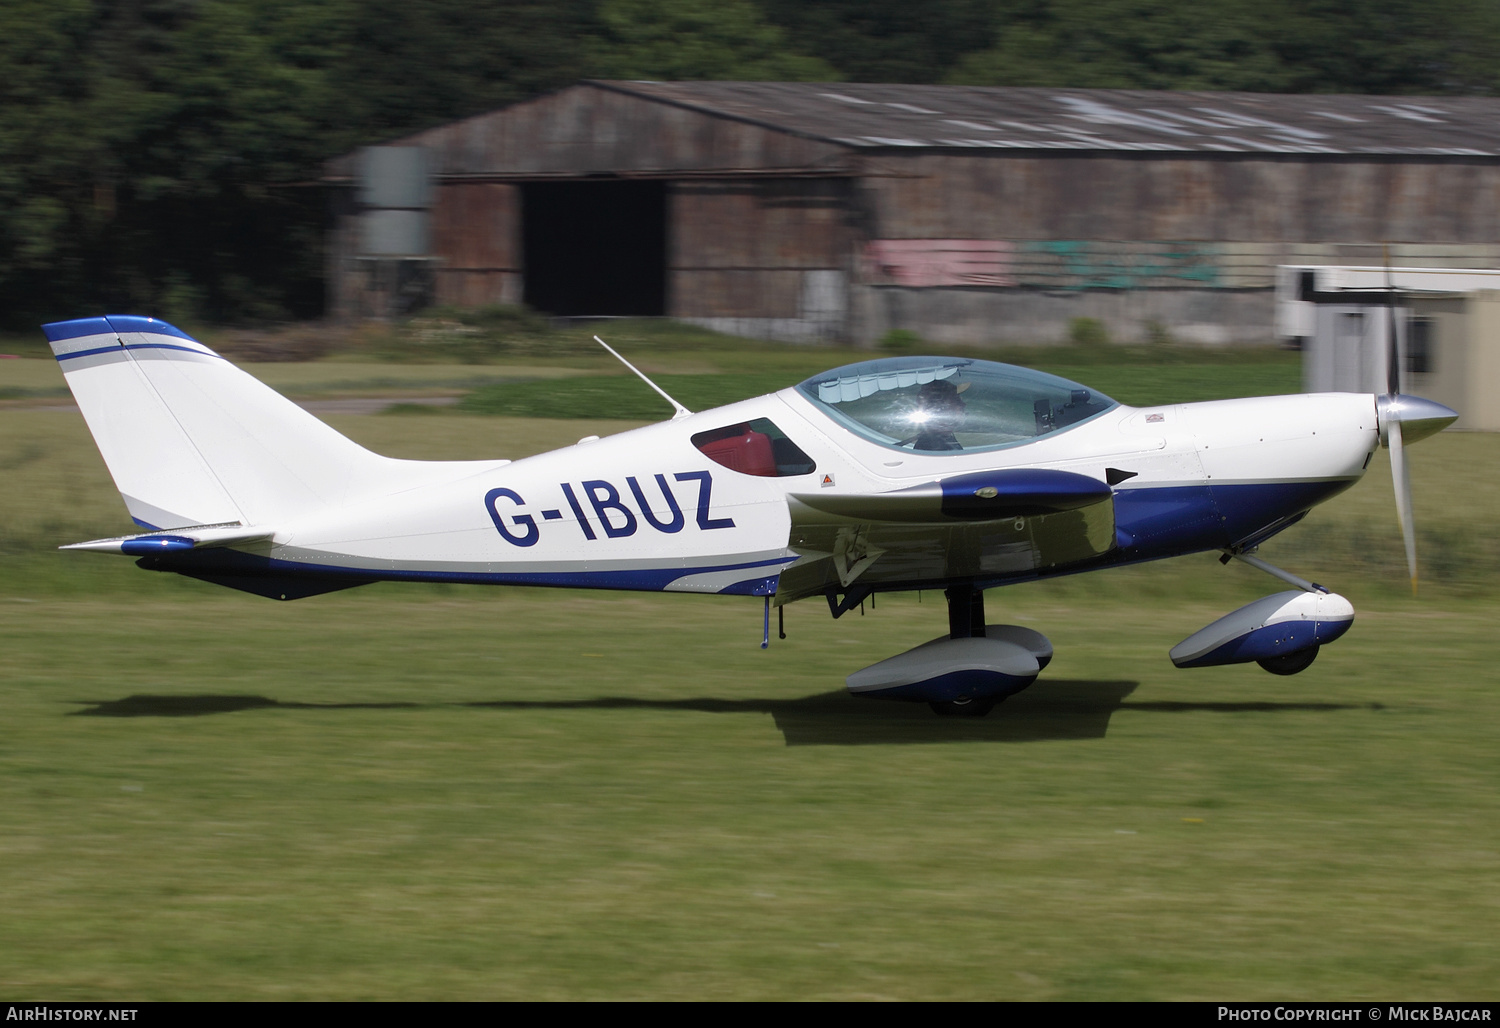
[62,523,274,556]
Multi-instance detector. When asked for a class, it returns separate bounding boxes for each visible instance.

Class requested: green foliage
[878,328,923,352]
[358,306,561,362]
[948,0,1281,91]
[946,0,1500,93]
[1068,316,1109,346]
[454,304,554,335]
[0,0,345,325]
[590,0,837,81]
[327,0,595,144]
[756,0,995,83]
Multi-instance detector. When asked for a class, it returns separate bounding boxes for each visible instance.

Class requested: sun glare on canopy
[796,356,1118,454]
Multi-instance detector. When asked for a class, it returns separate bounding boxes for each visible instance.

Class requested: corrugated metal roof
[594,80,1500,157]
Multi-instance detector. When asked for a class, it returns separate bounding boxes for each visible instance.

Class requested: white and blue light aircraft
[43,315,1457,716]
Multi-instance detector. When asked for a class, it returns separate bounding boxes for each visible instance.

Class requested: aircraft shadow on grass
[66,681,1380,746]
[459,679,1146,745]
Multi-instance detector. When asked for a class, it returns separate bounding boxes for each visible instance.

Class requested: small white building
[1279,266,1500,430]
[1405,291,1500,431]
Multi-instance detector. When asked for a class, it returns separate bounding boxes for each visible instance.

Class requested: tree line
[4,0,1498,327]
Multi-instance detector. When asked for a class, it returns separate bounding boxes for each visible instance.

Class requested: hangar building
[322,81,1500,346]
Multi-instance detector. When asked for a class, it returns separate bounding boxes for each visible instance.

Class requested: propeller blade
[1388,419,1418,595]
[1386,302,1401,397]
[1385,247,1401,397]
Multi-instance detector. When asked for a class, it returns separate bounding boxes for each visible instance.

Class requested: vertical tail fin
[44,316,394,529]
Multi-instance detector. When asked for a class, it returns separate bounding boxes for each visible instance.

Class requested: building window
[1407,317,1433,375]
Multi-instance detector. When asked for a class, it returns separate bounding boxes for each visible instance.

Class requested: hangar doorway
[522,180,667,316]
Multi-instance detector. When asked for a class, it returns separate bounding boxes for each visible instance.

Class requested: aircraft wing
[777,468,1116,605]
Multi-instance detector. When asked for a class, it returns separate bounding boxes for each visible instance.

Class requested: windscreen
[795,356,1117,454]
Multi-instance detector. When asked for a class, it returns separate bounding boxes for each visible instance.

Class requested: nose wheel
[1257,644,1319,676]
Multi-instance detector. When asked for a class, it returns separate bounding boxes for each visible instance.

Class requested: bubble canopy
[795,356,1118,454]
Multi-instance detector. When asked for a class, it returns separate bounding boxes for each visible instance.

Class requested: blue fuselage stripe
[142,550,793,595]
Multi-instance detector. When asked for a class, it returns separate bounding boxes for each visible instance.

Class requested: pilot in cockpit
[904,378,968,451]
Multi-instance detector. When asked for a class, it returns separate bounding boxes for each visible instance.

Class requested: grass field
[2,344,1498,999]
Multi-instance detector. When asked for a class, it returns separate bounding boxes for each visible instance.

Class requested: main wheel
[929,697,997,717]
[1257,644,1319,676]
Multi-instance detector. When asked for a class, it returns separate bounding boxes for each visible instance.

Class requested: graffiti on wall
[863,240,1016,287]
[863,239,1223,290]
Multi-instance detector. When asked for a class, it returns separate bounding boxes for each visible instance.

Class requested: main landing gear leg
[931,586,995,717]
[945,585,985,639]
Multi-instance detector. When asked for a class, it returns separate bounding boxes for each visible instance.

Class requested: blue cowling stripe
[940,467,1112,519]
[1112,479,1356,559]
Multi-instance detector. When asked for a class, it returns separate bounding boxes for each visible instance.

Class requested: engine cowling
[1170,590,1354,669]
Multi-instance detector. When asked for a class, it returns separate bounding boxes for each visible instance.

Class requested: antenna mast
[593,335,693,420]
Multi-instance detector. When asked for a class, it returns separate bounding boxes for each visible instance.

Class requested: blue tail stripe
[55,342,223,363]
[41,315,198,345]
[104,315,197,341]
[42,317,114,343]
